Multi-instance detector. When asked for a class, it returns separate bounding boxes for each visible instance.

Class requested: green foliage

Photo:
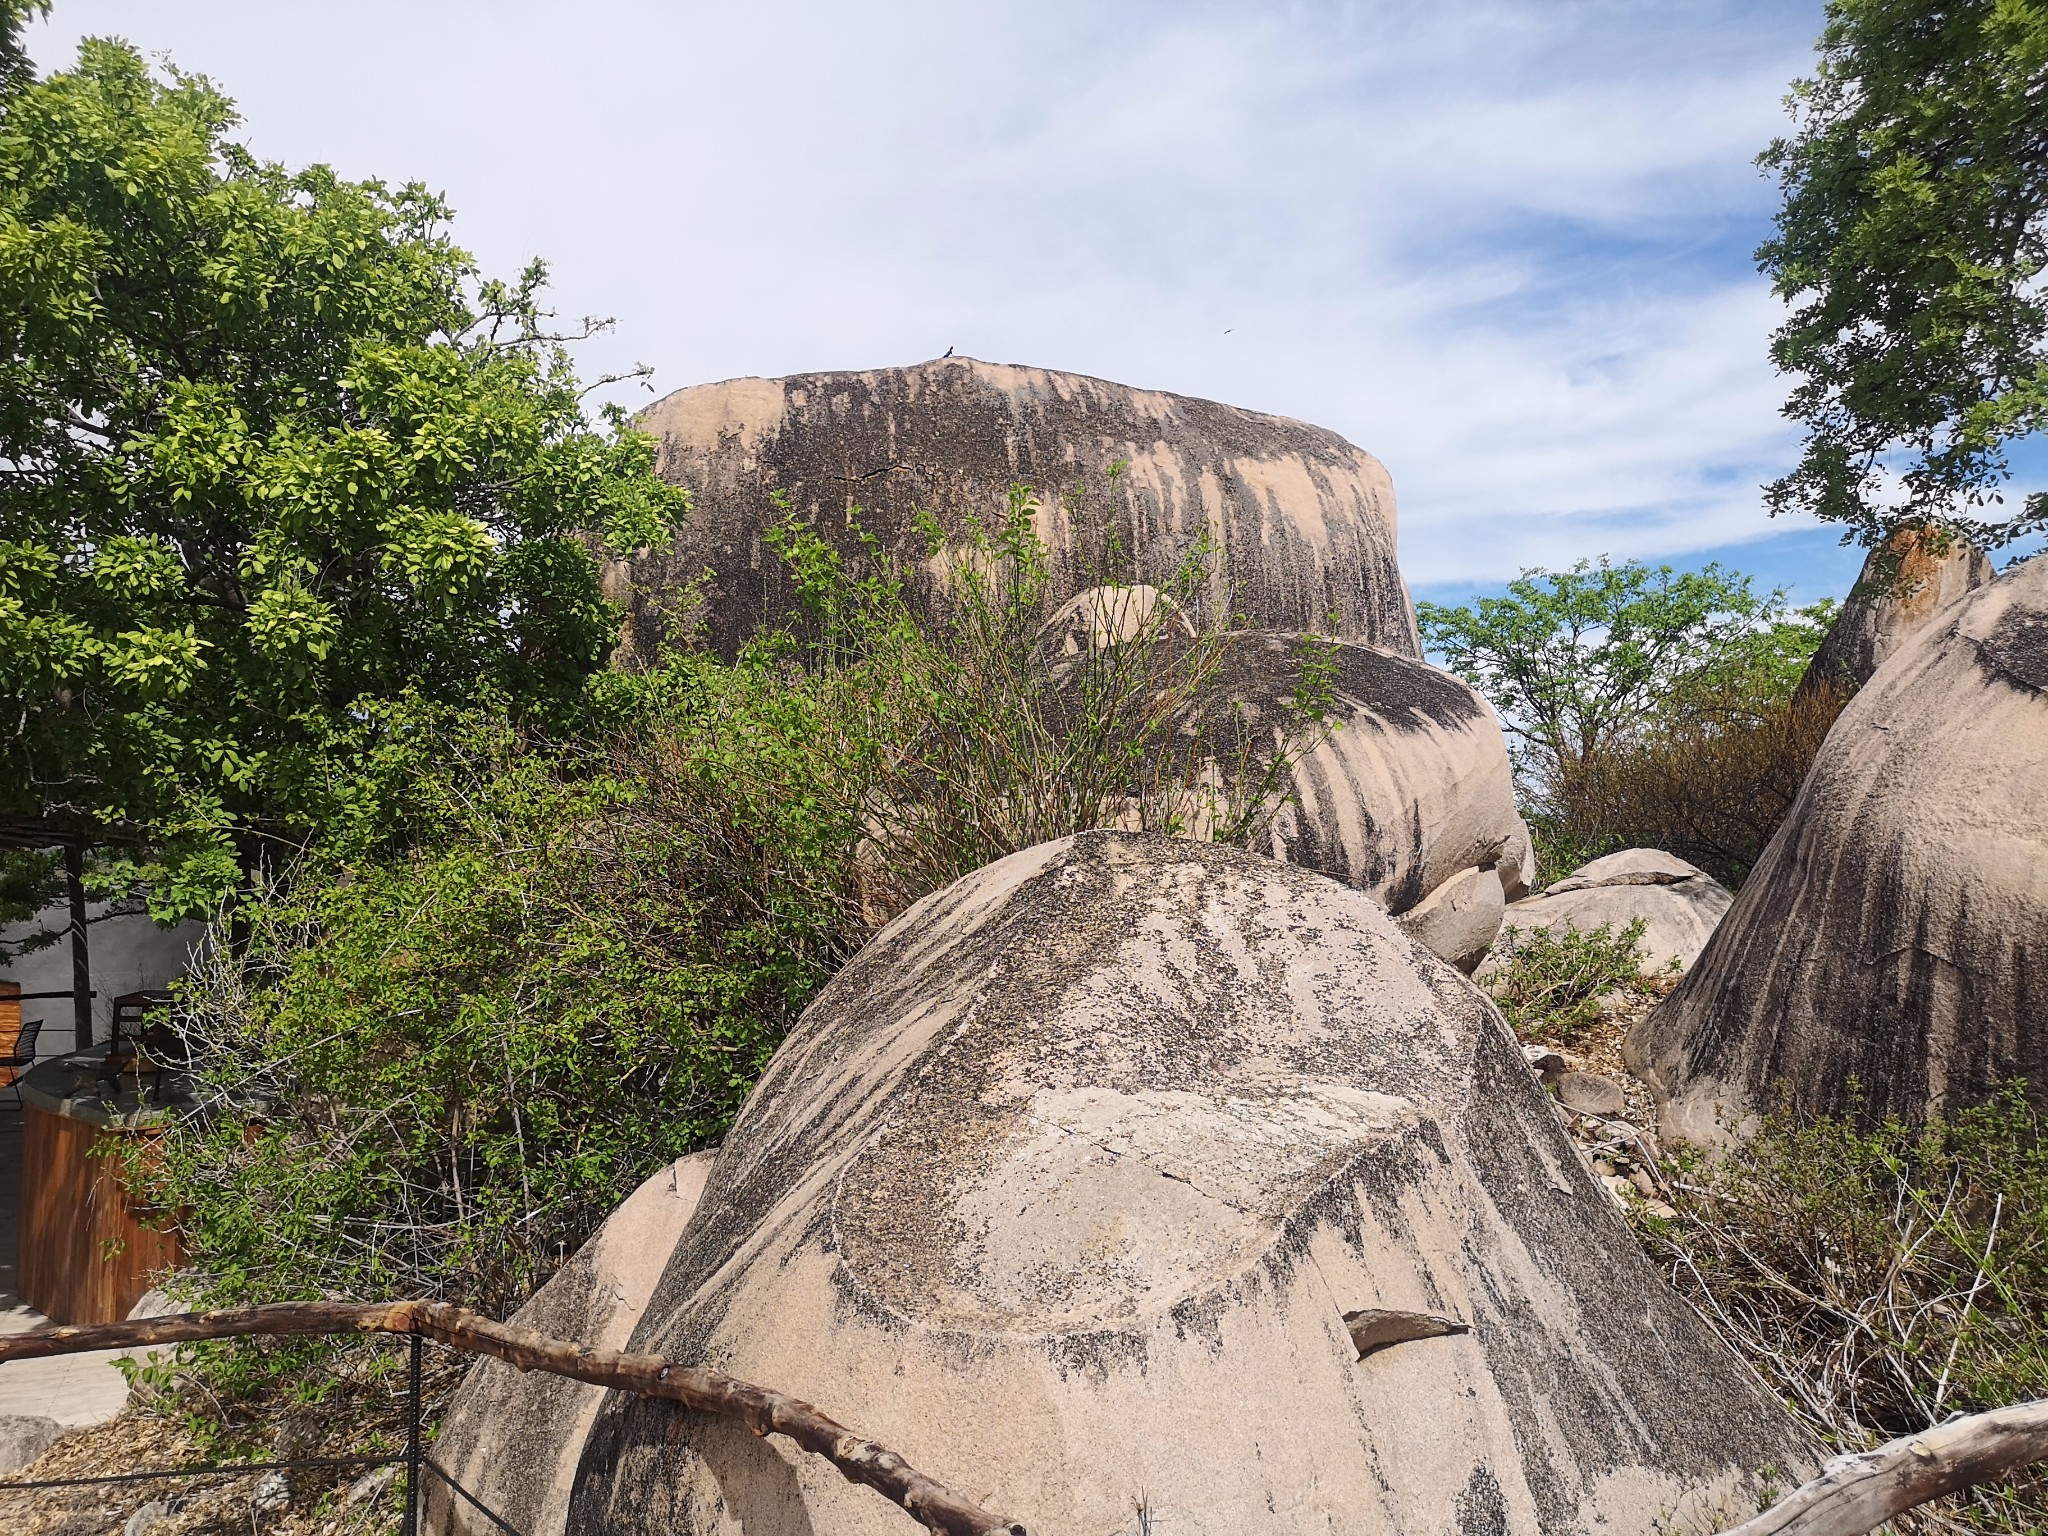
[753,484,1336,907]
[1761,0,2048,552]
[1535,676,1853,889]
[151,709,799,1324]
[1417,558,1828,792]
[0,845,60,952]
[1641,1090,2048,1531]
[0,4,47,94]
[1485,918,1651,1046]
[1422,558,1836,886]
[149,485,1334,1406]
[0,31,687,917]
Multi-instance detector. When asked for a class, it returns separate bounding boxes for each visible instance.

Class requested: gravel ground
[0,1357,459,1536]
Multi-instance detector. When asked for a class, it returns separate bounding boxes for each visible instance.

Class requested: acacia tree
[0,9,686,918]
[1761,0,2048,551]
[1416,558,1828,788]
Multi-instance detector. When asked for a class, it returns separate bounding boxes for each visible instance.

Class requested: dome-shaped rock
[428,1151,716,1536]
[1043,629,1521,967]
[558,832,1809,1536]
[610,357,1419,662]
[1195,633,1522,924]
[1628,557,2048,1146]
[1798,525,1995,699]
[1478,850,1733,983]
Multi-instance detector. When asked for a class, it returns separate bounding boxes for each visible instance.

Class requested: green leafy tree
[1417,558,1828,788]
[1760,0,2048,551]
[0,14,686,915]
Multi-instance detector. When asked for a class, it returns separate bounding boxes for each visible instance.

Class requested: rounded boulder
[1479,850,1734,982]
[610,357,1419,661]
[561,832,1810,1535]
[1628,557,2048,1145]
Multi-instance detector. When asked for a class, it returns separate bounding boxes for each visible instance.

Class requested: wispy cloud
[29,0,1831,587]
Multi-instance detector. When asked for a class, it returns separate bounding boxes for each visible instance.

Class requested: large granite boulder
[1799,525,1994,699]
[1201,633,1522,929]
[612,357,1419,662]
[429,1152,717,1536]
[1629,557,2048,1146]
[1477,850,1734,982]
[561,832,1810,1536]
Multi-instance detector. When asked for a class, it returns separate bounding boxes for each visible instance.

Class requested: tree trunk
[1717,1399,2048,1535]
[63,841,91,1050]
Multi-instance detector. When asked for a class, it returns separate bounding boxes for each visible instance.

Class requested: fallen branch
[0,1301,1026,1536]
[1720,1398,2048,1535]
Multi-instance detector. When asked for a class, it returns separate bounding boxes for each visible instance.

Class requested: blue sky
[29,0,2028,608]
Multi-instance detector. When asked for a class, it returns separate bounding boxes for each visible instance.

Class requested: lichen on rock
[549,832,1810,1535]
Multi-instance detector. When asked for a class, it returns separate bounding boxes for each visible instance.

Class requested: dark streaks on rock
[1631,558,2048,1142]
[615,357,1419,662]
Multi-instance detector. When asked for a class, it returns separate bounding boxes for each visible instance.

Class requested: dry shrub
[1539,678,1851,888]
[1638,1091,2048,1533]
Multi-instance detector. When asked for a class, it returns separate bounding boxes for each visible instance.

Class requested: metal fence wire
[2,1333,524,1536]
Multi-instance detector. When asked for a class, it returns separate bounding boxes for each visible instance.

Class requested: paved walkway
[0,1104,134,1427]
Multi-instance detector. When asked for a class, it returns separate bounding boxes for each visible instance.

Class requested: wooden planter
[18,1054,183,1325]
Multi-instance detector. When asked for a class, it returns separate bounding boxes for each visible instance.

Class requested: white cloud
[26,0,1829,587]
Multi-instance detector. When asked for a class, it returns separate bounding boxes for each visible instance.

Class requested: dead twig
[0,1301,1026,1536]
[1718,1399,2048,1536]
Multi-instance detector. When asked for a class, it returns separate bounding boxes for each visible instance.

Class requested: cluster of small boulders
[1518,988,1679,1220]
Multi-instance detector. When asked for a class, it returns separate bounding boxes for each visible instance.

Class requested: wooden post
[63,841,91,1050]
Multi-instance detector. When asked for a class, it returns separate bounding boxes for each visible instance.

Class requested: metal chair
[0,1014,42,1110]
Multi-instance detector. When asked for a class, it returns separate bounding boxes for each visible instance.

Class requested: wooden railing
[3,1303,2044,1536]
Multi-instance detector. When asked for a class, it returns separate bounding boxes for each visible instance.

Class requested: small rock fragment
[0,1413,64,1474]
[1343,1308,1471,1361]
[1520,1045,1566,1086]
[347,1465,399,1507]
[251,1469,290,1512]
[1555,1071,1627,1117]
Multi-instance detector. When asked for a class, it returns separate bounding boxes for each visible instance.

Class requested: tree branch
[0,1301,1027,1536]
[1718,1399,2048,1535]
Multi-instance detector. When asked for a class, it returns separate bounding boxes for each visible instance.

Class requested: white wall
[0,904,209,1057]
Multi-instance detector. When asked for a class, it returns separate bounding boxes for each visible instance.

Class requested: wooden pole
[0,1300,1027,1536]
[63,841,91,1050]
[1718,1399,2048,1536]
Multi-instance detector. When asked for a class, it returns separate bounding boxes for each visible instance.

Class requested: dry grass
[1538,678,1851,889]
[1633,1090,2048,1534]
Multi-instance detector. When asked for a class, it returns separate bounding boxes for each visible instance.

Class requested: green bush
[1485,918,1651,1046]
[1420,556,1840,889]
[1638,1090,2048,1533]
[146,483,1336,1395]
[154,705,820,1322]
